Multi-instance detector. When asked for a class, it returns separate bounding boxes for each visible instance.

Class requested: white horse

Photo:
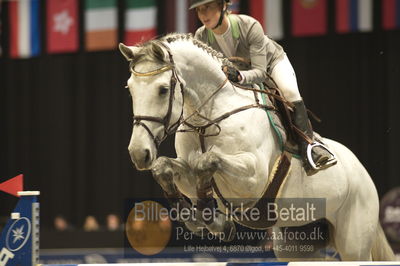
[119,33,394,261]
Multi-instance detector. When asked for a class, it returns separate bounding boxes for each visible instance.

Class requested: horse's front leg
[194,151,258,242]
[151,156,181,198]
[195,150,258,192]
[151,156,206,235]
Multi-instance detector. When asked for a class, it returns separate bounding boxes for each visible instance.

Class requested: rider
[189,0,337,175]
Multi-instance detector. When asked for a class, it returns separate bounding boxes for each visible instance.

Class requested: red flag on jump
[0,174,24,197]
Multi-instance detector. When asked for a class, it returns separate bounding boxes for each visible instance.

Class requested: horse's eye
[159,87,169,96]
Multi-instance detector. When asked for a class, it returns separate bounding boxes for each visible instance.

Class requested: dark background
[1,0,399,233]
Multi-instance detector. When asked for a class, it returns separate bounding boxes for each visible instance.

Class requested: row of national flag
[250,0,400,39]
[7,0,158,58]
[2,0,400,59]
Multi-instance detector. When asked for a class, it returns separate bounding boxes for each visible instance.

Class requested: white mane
[129,33,234,84]
[158,34,236,113]
[161,33,233,68]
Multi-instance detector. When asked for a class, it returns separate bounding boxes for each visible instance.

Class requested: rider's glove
[222,65,241,83]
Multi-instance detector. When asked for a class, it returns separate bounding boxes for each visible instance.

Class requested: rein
[129,41,281,152]
[177,81,277,151]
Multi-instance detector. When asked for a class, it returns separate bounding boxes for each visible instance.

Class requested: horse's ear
[119,43,136,61]
[151,42,167,61]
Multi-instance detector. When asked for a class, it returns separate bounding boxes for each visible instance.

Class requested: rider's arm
[239,20,268,85]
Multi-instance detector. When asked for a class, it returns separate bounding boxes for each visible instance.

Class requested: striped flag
[47,0,79,53]
[9,0,41,58]
[382,0,400,30]
[336,0,373,33]
[85,0,118,51]
[249,0,283,40]
[165,0,198,33]
[292,0,327,37]
[124,0,157,45]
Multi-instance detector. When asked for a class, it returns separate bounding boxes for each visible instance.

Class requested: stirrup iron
[306,142,337,170]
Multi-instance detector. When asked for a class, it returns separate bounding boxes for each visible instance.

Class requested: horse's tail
[371,222,396,261]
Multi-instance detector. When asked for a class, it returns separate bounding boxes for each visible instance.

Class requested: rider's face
[196,1,222,29]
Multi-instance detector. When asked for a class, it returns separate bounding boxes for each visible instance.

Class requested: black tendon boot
[196,182,236,242]
[292,100,337,175]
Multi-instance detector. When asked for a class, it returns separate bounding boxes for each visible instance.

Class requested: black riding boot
[292,100,337,175]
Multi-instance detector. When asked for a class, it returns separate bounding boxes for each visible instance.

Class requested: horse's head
[119,41,184,170]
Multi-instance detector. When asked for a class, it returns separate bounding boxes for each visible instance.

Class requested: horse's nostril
[144,149,150,163]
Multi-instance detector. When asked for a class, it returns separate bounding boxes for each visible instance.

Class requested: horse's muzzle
[129,147,153,170]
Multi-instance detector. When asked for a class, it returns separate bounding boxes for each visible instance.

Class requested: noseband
[131,43,184,149]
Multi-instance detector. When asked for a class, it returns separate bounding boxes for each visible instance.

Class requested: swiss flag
[292,0,327,37]
[47,0,79,53]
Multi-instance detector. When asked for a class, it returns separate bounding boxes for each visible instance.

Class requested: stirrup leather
[306,142,337,170]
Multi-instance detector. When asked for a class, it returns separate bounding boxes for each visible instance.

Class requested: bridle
[130,43,184,149]
[128,40,278,153]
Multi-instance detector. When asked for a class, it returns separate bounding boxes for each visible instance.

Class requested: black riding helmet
[189,0,231,30]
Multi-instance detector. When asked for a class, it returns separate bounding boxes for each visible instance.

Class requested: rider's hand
[222,65,242,83]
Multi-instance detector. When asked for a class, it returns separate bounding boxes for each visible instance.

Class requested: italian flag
[85,0,118,51]
[125,0,157,45]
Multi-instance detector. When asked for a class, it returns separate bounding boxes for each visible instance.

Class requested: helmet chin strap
[212,2,227,30]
